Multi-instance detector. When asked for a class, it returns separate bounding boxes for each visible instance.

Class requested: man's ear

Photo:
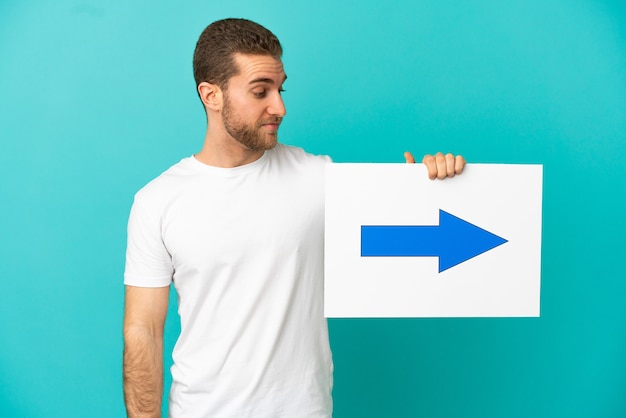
[197,82,223,111]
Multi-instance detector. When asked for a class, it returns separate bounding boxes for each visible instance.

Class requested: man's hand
[404,151,466,180]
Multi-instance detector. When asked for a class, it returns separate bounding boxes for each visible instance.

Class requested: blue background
[1,1,625,417]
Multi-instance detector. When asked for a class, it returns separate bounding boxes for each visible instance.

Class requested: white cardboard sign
[324,163,543,318]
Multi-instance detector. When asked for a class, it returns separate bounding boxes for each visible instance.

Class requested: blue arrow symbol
[361,210,508,272]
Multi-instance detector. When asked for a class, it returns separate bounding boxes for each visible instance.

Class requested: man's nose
[268,92,286,117]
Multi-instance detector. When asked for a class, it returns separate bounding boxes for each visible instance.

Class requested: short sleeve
[124,195,173,287]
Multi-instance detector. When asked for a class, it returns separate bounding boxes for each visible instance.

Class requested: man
[123,18,464,418]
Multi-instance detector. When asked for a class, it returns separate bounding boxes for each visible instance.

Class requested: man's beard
[222,95,281,151]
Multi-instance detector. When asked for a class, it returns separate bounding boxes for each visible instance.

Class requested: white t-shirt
[124,144,333,418]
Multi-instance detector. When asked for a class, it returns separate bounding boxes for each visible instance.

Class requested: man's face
[221,53,287,151]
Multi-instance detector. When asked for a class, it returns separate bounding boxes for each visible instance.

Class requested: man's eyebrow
[249,74,288,85]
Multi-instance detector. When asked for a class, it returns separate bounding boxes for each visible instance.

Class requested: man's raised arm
[123,285,170,418]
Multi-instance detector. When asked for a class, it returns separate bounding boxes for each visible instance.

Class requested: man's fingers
[421,152,465,180]
[445,153,456,178]
[435,152,447,180]
[421,154,437,179]
[404,151,416,164]
[455,155,466,174]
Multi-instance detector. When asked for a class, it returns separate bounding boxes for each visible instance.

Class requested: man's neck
[194,130,265,168]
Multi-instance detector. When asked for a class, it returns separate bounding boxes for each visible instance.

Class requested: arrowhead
[437,210,508,272]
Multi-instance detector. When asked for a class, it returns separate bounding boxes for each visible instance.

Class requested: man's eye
[253,90,267,98]
[279,88,286,94]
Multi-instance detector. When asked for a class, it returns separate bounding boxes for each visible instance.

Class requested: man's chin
[247,139,278,152]
[258,142,278,151]
[258,135,279,151]
[233,132,278,151]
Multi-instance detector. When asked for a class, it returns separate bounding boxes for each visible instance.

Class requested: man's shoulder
[133,156,197,204]
[270,143,332,165]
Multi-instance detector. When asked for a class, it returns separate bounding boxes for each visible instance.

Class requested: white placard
[324,163,543,318]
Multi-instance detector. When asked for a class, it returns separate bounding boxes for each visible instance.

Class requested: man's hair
[193,18,283,91]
